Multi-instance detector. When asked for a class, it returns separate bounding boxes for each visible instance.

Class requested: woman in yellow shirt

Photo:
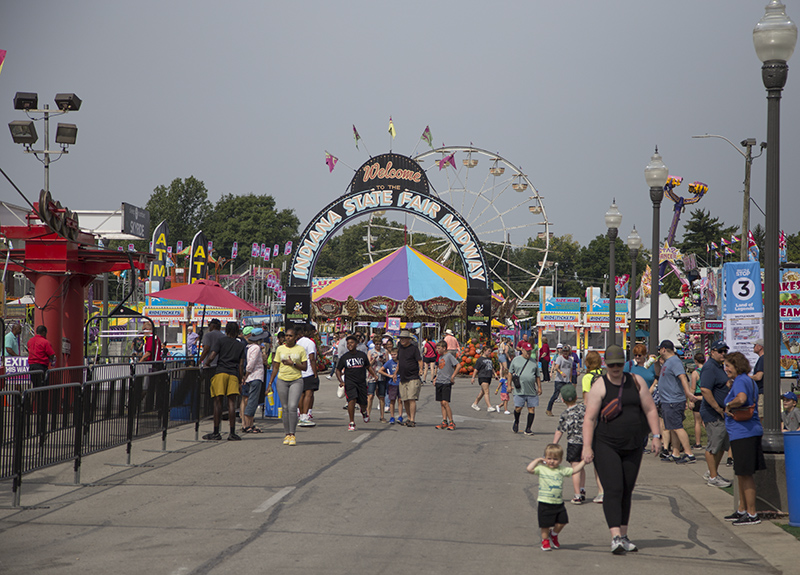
[268,327,308,446]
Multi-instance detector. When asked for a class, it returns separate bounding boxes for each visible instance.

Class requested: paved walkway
[0,378,796,574]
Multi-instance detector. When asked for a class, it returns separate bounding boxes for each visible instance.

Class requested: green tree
[677,208,739,265]
[146,176,213,249]
[576,234,634,296]
[204,193,300,270]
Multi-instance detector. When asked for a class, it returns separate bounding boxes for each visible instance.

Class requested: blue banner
[724,261,763,315]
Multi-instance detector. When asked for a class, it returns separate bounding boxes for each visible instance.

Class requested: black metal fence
[0,360,214,507]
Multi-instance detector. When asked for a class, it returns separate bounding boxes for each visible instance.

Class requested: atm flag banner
[150,220,169,288]
[189,231,208,284]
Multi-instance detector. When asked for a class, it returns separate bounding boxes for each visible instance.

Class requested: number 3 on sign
[734,278,755,300]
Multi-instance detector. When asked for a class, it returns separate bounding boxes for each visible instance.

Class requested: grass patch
[776,522,800,540]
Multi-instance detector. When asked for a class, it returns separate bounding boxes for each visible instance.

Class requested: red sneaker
[541,538,551,551]
[549,530,560,549]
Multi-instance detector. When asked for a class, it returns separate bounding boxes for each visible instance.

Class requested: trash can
[786,431,800,527]
[262,369,283,418]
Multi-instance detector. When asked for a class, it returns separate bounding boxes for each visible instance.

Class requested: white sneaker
[702,470,711,481]
[487,406,496,412]
[471,403,481,411]
[326,374,332,380]
[504,410,511,415]
[708,475,732,488]
[496,405,502,413]
[384,405,390,413]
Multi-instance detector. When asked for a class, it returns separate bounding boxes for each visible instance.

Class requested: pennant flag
[421,126,433,149]
[352,125,361,149]
[720,237,730,246]
[725,246,735,255]
[0,50,6,76]
[710,241,719,249]
[273,244,279,257]
[715,250,721,259]
[388,116,396,139]
[438,153,456,170]
[731,235,740,243]
[706,243,710,253]
[284,241,293,256]
[325,151,338,173]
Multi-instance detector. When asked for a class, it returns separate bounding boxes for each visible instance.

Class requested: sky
[1,1,798,281]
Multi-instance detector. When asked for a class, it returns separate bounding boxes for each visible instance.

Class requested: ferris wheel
[365,146,551,301]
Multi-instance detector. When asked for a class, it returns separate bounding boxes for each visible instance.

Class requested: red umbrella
[148,279,261,312]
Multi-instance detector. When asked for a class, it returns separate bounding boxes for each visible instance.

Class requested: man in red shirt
[27,325,56,383]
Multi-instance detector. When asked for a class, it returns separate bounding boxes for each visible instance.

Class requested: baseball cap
[604,345,625,364]
[782,391,798,402]
[519,341,532,352]
[560,384,577,402]
[556,343,563,349]
[242,326,254,336]
[710,340,729,352]
[754,339,764,347]
[658,339,675,351]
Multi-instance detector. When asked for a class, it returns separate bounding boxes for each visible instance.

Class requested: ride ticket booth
[535,287,581,351]
[580,287,628,356]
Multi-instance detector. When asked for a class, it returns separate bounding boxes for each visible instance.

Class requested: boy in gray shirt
[434,341,459,430]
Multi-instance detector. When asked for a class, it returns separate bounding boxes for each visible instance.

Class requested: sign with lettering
[351,153,430,196]
[149,220,169,289]
[189,230,208,284]
[122,202,150,239]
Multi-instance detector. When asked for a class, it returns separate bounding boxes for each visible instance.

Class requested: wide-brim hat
[445,329,454,336]
[399,330,413,338]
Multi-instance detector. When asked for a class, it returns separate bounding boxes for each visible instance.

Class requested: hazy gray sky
[2,1,798,262]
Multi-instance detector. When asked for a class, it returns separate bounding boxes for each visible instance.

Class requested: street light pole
[645,149,669,355]
[692,134,762,261]
[605,201,622,346]
[627,227,643,358]
[753,0,797,453]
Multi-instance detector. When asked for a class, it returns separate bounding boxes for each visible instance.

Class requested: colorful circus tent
[312,246,516,322]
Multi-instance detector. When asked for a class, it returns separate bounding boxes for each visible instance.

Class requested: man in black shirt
[397,330,423,427]
[203,322,246,441]
[336,335,377,431]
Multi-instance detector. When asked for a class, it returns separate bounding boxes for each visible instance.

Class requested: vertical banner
[149,220,169,290]
[723,261,763,367]
[285,286,311,330]
[251,242,259,257]
[779,269,800,376]
[231,241,238,259]
[189,230,208,284]
[177,240,183,252]
[466,289,492,341]
[273,244,279,257]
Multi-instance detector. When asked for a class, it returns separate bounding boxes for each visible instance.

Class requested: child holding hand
[495,377,510,414]
[527,443,587,551]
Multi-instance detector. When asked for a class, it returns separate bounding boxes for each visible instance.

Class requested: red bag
[600,376,625,423]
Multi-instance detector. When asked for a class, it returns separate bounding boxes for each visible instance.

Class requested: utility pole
[740,139,755,262]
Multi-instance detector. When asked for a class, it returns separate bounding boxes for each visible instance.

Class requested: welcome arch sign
[286,153,491,336]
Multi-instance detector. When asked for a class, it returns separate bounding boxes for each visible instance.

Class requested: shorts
[435,383,452,402]
[498,353,507,364]
[538,501,568,529]
[478,378,492,385]
[399,378,422,401]
[730,435,767,477]
[500,392,509,402]
[513,394,540,408]
[303,375,320,392]
[344,381,368,406]
[241,379,262,417]
[210,373,240,397]
[705,419,730,454]
[368,379,387,397]
[692,395,702,412]
[661,401,687,430]
[566,442,584,463]
[387,384,399,402]
[423,356,437,363]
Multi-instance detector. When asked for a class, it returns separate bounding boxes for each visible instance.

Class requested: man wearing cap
[240,326,265,433]
[444,329,460,356]
[657,340,697,464]
[508,341,542,434]
[751,339,765,395]
[397,330,424,427]
[546,344,573,416]
[699,340,733,487]
[781,392,800,431]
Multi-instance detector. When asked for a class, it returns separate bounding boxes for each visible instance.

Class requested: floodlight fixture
[13,92,38,110]
[741,138,758,147]
[55,123,78,145]
[54,93,82,111]
[8,120,38,145]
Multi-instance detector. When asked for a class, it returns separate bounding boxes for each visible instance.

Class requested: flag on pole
[720,237,730,246]
[731,235,740,243]
[0,50,6,76]
[231,241,238,259]
[780,230,787,264]
[325,151,338,173]
[748,230,757,247]
[273,244,279,257]
[352,125,361,149]
[706,243,710,253]
[388,116,396,139]
[710,241,719,250]
[438,153,456,170]
[725,246,735,255]
[251,242,259,257]
[715,250,721,259]
[421,126,433,149]
[284,241,293,256]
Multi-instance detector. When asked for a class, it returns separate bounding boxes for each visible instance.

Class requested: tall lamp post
[645,149,669,354]
[605,201,622,345]
[691,134,764,261]
[627,227,643,357]
[754,0,797,453]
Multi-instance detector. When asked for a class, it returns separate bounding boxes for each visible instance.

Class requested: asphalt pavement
[0,377,796,574]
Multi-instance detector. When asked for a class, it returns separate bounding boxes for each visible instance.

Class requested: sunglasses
[606,363,624,368]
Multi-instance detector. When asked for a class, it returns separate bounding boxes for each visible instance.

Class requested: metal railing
[0,360,221,507]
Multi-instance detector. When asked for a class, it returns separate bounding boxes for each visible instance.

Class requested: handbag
[600,374,626,423]
[730,378,757,421]
[511,357,531,390]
